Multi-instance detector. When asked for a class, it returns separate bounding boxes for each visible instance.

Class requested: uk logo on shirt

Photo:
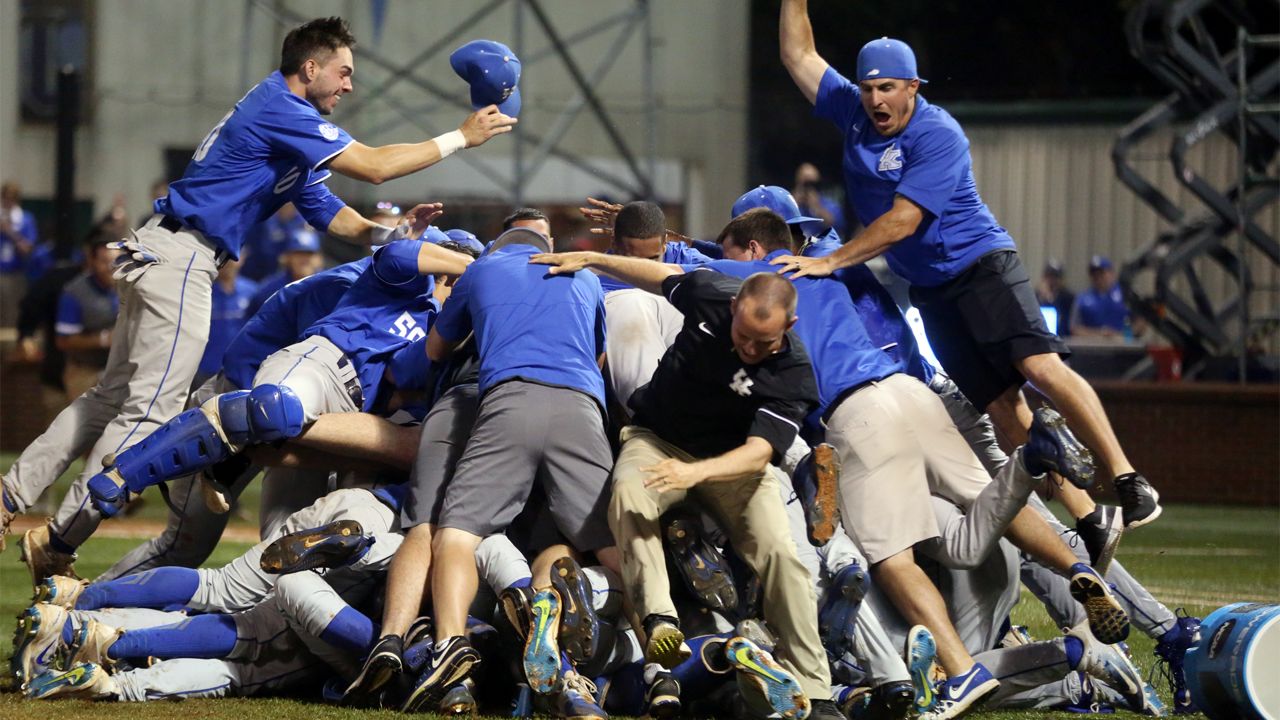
[878,144,903,172]
[318,123,341,141]
[729,368,754,397]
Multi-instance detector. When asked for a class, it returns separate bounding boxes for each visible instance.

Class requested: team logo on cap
[878,144,903,172]
[866,68,881,77]
[318,123,341,141]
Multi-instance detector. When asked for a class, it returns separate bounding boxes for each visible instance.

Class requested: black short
[909,250,1069,411]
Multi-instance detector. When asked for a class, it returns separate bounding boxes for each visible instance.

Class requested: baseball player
[1,15,515,566]
[775,0,1160,530]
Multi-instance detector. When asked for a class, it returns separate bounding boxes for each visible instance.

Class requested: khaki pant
[825,373,991,564]
[608,426,832,700]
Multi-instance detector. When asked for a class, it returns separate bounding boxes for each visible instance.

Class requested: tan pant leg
[607,426,691,621]
[886,374,991,509]
[697,471,833,700]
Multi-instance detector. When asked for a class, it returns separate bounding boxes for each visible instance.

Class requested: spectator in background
[793,162,847,238]
[1,181,41,326]
[193,258,258,388]
[1036,258,1075,337]
[246,225,323,315]
[240,202,307,282]
[55,241,122,402]
[1072,255,1129,338]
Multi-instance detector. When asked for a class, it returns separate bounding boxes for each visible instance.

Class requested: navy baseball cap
[283,228,321,254]
[450,40,522,117]
[732,185,825,238]
[1088,255,1113,271]
[856,37,927,84]
[444,228,485,256]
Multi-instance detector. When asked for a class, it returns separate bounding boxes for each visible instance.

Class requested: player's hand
[665,229,695,246]
[771,253,834,278]
[402,203,444,236]
[460,105,518,148]
[529,251,597,274]
[642,459,705,493]
[579,197,623,238]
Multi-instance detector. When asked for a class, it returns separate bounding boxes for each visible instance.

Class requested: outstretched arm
[772,194,923,277]
[780,0,831,105]
[329,106,517,184]
[528,251,680,295]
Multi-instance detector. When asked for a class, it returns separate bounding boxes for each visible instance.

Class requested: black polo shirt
[629,270,819,461]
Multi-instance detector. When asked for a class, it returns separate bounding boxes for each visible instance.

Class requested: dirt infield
[8,515,261,544]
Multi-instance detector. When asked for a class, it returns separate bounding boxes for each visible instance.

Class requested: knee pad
[112,407,234,493]
[247,384,305,443]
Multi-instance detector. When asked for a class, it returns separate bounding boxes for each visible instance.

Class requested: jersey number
[392,312,426,342]
[193,109,234,163]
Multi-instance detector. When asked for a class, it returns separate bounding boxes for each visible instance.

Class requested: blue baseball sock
[2,487,17,512]
[47,528,76,555]
[76,567,200,611]
[600,661,646,715]
[108,614,236,660]
[509,576,533,590]
[1064,635,1084,670]
[62,618,76,644]
[319,606,376,654]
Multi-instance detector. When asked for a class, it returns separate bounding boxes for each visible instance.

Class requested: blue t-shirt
[156,71,351,258]
[241,212,309,281]
[0,208,39,274]
[55,276,118,336]
[598,241,713,293]
[433,243,607,406]
[1074,284,1128,332]
[814,67,1016,287]
[693,251,903,416]
[223,258,369,390]
[801,228,843,258]
[303,242,438,411]
[199,276,260,377]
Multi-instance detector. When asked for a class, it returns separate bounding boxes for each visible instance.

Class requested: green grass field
[0,454,1277,718]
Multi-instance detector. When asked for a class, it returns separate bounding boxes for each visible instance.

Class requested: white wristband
[434,130,467,159]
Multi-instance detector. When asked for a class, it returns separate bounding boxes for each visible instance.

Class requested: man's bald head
[730,272,798,365]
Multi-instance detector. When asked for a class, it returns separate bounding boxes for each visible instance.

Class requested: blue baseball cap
[732,185,826,238]
[283,228,320,254]
[856,37,927,84]
[1088,255,1113,271]
[444,228,485,256]
[420,225,451,245]
[450,40,522,117]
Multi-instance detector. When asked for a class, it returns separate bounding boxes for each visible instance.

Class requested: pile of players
[2,7,1203,720]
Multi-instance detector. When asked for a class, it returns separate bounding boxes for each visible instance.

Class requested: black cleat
[499,584,537,640]
[260,519,371,574]
[645,669,682,719]
[1114,473,1162,529]
[401,635,481,713]
[1023,407,1095,489]
[664,513,738,614]
[550,555,599,666]
[344,633,403,705]
[1075,505,1124,575]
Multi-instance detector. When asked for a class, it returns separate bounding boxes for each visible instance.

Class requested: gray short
[402,383,481,529]
[437,380,614,552]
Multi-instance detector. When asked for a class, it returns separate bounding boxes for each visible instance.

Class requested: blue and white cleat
[23,662,118,700]
[260,519,372,574]
[554,672,608,719]
[906,624,938,713]
[550,556,599,666]
[523,588,562,694]
[921,663,999,719]
[818,562,869,661]
[1069,563,1130,644]
[1154,611,1201,714]
[1071,626,1150,713]
[795,443,841,546]
[11,602,69,684]
[1024,407,1095,489]
[664,513,739,615]
[726,635,810,719]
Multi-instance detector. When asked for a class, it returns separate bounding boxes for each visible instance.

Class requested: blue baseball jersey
[598,241,713,293]
[241,211,309,281]
[814,67,1016,287]
[433,243,607,406]
[0,207,39,274]
[801,228,843,258]
[199,276,260,377]
[155,71,351,258]
[247,269,291,317]
[303,241,439,411]
[223,258,370,389]
[1074,284,1128,332]
[693,251,904,416]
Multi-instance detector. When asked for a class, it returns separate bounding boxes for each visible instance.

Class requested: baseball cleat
[260,519,371,574]
[1070,625,1148,712]
[34,575,89,609]
[12,602,69,684]
[553,671,607,719]
[807,698,845,720]
[664,513,738,614]
[523,588,562,694]
[1069,563,1130,644]
[500,584,537,640]
[645,668,682,719]
[795,443,841,546]
[920,662,999,719]
[1023,407,1095,488]
[400,635,481,713]
[1114,473,1162,529]
[436,678,478,717]
[1075,505,1124,576]
[550,556,599,667]
[19,525,78,585]
[907,624,938,713]
[999,624,1034,648]
[344,633,403,704]
[24,662,119,700]
[643,615,691,670]
[725,635,810,719]
[818,562,869,661]
[1154,611,1201,714]
[65,618,122,668]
